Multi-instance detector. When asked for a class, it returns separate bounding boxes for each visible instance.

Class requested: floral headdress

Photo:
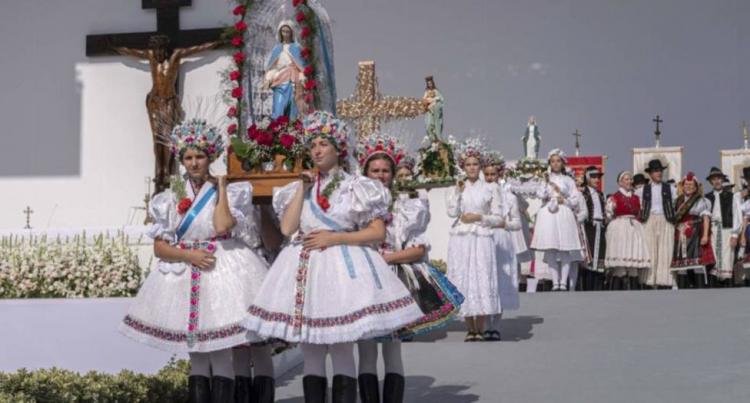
[547,148,567,163]
[168,118,225,161]
[454,137,486,168]
[481,150,505,169]
[397,155,417,173]
[355,132,405,169]
[302,110,350,158]
[678,171,703,195]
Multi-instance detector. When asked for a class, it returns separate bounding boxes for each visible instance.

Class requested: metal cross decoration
[23,206,33,230]
[653,115,663,148]
[572,129,582,156]
[337,61,425,139]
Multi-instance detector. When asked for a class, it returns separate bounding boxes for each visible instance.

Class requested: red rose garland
[293,0,318,110]
[225,1,253,137]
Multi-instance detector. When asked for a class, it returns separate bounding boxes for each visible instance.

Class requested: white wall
[0,0,233,229]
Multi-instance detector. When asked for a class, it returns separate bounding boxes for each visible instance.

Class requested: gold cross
[336,61,425,139]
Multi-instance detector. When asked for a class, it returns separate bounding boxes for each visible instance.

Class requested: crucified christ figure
[113,35,221,193]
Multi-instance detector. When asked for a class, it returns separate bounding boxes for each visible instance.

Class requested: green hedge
[0,359,189,403]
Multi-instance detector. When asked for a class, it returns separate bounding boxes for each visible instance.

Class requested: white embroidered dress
[530,172,584,264]
[120,182,268,353]
[446,179,503,316]
[243,172,423,344]
[492,183,521,311]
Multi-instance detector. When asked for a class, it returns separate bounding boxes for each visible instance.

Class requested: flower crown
[454,137,486,167]
[481,150,505,168]
[397,155,417,172]
[356,132,405,168]
[302,110,350,158]
[169,118,225,161]
[547,148,567,163]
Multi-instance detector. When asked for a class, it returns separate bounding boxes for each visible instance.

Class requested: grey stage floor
[275,289,750,403]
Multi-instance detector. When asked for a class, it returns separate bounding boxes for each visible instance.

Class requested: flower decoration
[355,132,406,169]
[302,110,350,158]
[454,137,486,168]
[168,119,225,162]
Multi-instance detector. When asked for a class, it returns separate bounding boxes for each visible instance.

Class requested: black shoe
[332,375,357,403]
[383,373,405,403]
[358,373,380,403]
[189,375,211,403]
[303,375,327,403]
[483,330,501,341]
[211,376,235,403]
[251,375,275,403]
[235,376,252,403]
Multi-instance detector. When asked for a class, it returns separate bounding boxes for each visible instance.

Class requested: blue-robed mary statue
[264,20,307,119]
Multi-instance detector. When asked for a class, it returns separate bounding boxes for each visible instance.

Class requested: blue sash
[176,186,217,241]
[306,191,382,289]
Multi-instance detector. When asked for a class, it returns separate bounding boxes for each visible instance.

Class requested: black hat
[706,166,724,181]
[644,159,667,173]
[633,173,648,186]
[743,166,750,180]
[584,165,603,179]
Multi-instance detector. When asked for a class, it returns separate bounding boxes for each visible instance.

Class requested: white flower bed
[0,233,146,298]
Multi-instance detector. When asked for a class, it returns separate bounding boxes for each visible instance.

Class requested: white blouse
[446,179,502,236]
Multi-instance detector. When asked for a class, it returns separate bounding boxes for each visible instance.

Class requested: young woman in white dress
[530,149,584,291]
[604,171,651,290]
[355,134,463,402]
[446,138,503,342]
[481,151,521,341]
[243,111,422,403]
[119,119,270,403]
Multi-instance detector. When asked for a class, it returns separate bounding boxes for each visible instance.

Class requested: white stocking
[382,340,404,375]
[189,352,211,376]
[232,347,252,377]
[568,263,579,291]
[549,263,561,286]
[329,342,356,378]
[250,344,275,378]
[560,262,571,288]
[301,343,327,377]
[357,340,378,375]
[209,348,235,379]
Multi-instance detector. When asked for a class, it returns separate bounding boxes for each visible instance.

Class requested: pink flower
[229,70,241,81]
[188,324,196,331]
[227,106,237,118]
[227,123,237,134]
[295,10,306,23]
[303,65,314,76]
[304,79,317,90]
[300,26,311,39]
[235,21,248,31]
[231,36,243,47]
[231,87,243,99]
[233,51,244,63]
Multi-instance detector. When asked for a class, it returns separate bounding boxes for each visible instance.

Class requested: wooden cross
[337,61,425,139]
[652,114,663,148]
[572,129,582,156]
[85,1,225,56]
[85,0,228,194]
[23,206,33,230]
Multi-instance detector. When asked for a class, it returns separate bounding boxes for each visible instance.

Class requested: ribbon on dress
[176,186,217,241]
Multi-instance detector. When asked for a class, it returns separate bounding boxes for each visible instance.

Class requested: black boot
[303,375,327,403]
[332,375,357,403]
[383,373,405,403]
[211,376,235,403]
[250,375,275,403]
[235,376,252,403]
[358,373,380,403]
[189,375,211,403]
[676,274,687,289]
[629,276,639,291]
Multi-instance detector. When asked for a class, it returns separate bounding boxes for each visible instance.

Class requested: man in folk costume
[704,167,742,287]
[580,166,607,290]
[635,159,677,288]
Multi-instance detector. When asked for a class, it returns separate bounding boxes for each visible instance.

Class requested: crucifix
[742,121,748,150]
[86,0,228,194]
[572,129,582,156]
[337,61,425,139]
[652,114,663,148]
[23,206,33,230]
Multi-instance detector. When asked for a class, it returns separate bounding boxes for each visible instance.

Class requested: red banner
[567,155,607,192]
